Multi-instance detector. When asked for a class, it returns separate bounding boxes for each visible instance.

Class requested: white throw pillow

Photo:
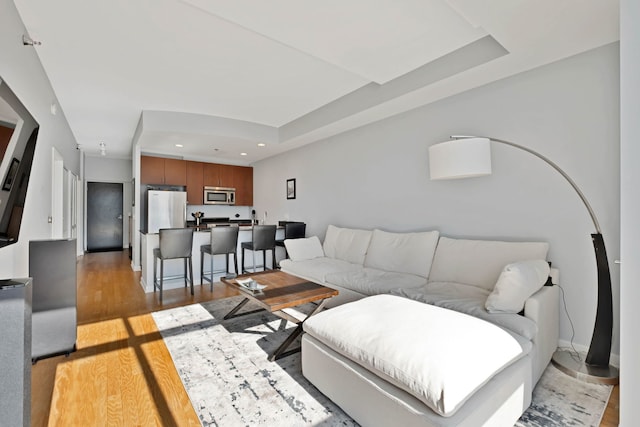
[485,260,550,313]
[284,236,325,262]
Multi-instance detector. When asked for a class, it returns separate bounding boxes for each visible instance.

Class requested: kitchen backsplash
[187,204,252,220]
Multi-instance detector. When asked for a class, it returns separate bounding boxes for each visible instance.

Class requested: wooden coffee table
[220,270,338,361]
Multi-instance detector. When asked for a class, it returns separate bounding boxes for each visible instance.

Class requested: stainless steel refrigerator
[146,190,187,233]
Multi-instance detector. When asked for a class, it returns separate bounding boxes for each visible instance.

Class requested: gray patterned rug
[152,297,612,426]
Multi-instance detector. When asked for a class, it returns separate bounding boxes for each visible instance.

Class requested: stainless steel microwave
[204,186,235,205]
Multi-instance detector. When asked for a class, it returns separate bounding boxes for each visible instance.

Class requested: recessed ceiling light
[240,152,248,156]
[175,144,183,148]
[257,143,266,147]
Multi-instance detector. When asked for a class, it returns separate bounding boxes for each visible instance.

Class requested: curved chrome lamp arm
[451,135,602,233]
[448,135,615,380]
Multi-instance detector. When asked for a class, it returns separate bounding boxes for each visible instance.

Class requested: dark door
[87,182,123,252]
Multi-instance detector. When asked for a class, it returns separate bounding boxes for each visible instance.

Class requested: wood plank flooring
[31,251,620,426]
[31,251,236,426]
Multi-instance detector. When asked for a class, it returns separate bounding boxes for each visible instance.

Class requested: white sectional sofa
[280,225,560,427]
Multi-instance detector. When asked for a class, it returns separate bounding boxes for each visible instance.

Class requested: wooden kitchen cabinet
[233,166,253,206]
[143,156,252,205]
[163,158,187,185]
[203,163,220,187]
[186,161,204,205]
[218,164,234,188]
[140,156,165,184]
[140,155,186,185]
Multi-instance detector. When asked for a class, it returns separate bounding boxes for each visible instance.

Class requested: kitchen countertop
[142,225,283,235]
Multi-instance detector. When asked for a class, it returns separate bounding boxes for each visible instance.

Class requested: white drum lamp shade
[429,137,492,180]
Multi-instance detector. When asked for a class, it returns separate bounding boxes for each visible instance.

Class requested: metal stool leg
[188,256,194,295]
[159,259,164,302]
[200,249,205,285]
[153,254,158,294]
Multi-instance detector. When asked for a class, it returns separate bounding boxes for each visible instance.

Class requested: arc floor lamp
[428,135,618,384]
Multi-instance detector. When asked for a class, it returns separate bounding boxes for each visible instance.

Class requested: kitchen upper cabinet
[164,158,187,185]
[140,155,186,185]
[143,156,252,206]
[203,163,220,187]
[140,156,165,184]
[233,166,253,206]
[203,163,234,188]
[186,161,204,205]
[218,164,234,188]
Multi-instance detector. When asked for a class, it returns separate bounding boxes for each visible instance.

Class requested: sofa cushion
[364,229,439,278]
[279,257,361,284]
[325,268,427,296]
[428,237,549,291]
[284,236,324,261]
[303,294,529,417]
[323,225,372,265]
[392,282,538,340]
[485,260,550,313]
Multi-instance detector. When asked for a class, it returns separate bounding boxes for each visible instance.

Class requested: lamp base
[551,350,619,385]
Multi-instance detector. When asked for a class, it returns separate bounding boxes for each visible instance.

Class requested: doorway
[87,182,123,252]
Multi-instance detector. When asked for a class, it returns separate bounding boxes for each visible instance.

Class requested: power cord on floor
[556,283,583,363]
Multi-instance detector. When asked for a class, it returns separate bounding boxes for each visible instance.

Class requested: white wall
[619,0,639,423]
[254,43,620,358]
[84,155,133,249]
[0,0,80,277]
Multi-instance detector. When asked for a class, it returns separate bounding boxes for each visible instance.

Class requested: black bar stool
[153,228,194,302]
[241,225,277,273]
[200,225,239,290]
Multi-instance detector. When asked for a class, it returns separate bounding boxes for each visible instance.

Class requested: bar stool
[153,228,194,302]
[200,225,239,290]
[241,225,277,273]
[275,222,306,260]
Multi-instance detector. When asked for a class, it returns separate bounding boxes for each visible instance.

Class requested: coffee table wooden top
[220,270,338,312]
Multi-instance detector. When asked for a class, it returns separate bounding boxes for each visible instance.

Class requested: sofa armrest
[524,285,560,383]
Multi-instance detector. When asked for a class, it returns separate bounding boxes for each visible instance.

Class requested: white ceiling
[12,0,619,164]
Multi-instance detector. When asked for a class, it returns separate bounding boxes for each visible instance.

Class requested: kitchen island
[139,226,284,293]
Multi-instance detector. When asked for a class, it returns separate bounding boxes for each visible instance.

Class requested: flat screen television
[0,78,39,248]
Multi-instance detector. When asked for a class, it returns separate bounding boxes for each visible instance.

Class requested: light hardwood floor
[31,251,619,426]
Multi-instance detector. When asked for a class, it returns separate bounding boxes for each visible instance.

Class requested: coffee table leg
[223,298,264,320]
[268,298,330,361]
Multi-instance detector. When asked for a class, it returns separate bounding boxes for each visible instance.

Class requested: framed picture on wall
[286,178,296,199]
[2,157,19,191]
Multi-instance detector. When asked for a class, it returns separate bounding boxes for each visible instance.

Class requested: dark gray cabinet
[29,238,77,360]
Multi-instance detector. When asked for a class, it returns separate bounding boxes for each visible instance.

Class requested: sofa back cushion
[364,229,439,278]
[428,237,550,291]
[323,225,372,265]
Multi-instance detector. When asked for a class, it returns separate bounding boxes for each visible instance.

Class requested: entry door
[87,182,123,252]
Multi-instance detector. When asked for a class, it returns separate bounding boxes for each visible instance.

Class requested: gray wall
[620,0,639,423]
[0,0,80,277]
[254,43,621,358]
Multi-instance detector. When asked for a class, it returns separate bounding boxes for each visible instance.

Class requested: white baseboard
[558,339,620,368]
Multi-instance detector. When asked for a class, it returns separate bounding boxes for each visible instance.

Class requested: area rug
[152,297,612,426]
